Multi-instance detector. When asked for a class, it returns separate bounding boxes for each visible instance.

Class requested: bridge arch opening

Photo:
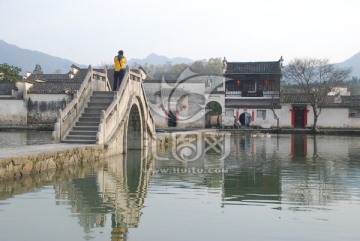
[126,103,143,150]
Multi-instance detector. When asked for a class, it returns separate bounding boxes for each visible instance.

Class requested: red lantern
[236,80,241,86]
[264,79,270,86]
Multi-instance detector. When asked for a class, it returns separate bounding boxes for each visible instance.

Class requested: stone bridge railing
[97,68,156,145]
[52,67,110,142]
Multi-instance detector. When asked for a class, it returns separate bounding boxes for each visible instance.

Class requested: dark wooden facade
[224,59,282,108]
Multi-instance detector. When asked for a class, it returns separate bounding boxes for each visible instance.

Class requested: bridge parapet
[52,67,110,142]
[97,68,156,149]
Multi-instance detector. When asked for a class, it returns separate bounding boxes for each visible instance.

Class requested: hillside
[128,53,194,67]
[0,39,85,74]
[2,38,359,78]
[338,52,360,78]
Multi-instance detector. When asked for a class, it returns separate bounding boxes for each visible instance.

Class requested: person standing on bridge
[113,50,127,90]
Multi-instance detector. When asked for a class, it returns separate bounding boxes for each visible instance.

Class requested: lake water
[0,130,53,148]
[0,133,360,241]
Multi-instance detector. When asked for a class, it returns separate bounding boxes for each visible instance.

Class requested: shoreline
[0,143,105,181]
[2,127,360,181]
[0,125,53,131]
[156,127,360,136]
[2,125,360,136]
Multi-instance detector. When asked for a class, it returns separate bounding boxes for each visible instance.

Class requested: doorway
[168,110,177,127]
[205,101,222,128]
[293,106,306,128]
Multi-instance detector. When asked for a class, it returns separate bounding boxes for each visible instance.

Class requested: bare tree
[270,102,280,131]
[99,61,114,70]
[284,58,351,132]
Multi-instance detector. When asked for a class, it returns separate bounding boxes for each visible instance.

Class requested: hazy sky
[1,0,359,66]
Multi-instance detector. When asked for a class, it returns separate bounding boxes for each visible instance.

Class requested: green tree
[0,63,22,81]
[190,59,207,73]
[206,101,222,115]
[142,57,223,80]
[346,76,360,95]
[207,57,223,75]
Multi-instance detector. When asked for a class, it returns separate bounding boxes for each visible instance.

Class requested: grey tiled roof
[281,94,315,103]
[26,66,91,83]
[341,96,360,106]
[93,68,107,74]
[28,81,82,94]
[26,74,70,82]
[225,98,281,109]
[0,82,16,95]
[25,66,89,94]
[226,61,281,75]
[72,69,89,82]
[281,94,360,107]
[25,65,110,94]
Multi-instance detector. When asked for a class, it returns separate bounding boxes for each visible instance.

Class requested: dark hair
[118,50,124,55]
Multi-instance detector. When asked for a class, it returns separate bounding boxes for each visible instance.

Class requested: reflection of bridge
[99,150,153,240]
[52,67,156,154]
[53,149,153,241]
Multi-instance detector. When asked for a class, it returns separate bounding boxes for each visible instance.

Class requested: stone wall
[27,94,70,125]
[223,105,360,129]
[0,145,105,181]
[27,99,67,124]
[144,82,207,128]
[0,99,27,126]
[0,93,71,127]
[0,158,106,200]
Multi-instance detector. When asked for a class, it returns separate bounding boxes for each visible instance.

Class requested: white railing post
[52,109,62,142]
[97,110,106,144]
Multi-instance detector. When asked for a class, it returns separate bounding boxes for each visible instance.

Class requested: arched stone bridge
[52,67,156,155]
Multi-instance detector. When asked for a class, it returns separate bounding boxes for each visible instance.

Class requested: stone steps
[72,126,99,132]
[69,130,98,136]
[78,117,101,122]
[62,91,116,144]
[61,139,97,144]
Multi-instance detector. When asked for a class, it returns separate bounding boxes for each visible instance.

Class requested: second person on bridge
[113,50,127,91]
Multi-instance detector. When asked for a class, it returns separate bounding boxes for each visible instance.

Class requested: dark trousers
[113,70,126,91]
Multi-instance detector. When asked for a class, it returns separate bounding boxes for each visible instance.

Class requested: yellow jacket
[114,55,127,71]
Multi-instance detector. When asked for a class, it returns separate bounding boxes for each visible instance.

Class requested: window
[248,82,255,91]
[349,109,360,118]
[263,79,279,91]
[257,110,266,119]
[226,109,233,116]
[226,80,241,91]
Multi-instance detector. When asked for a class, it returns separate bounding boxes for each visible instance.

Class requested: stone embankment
[0,144,105,181]
[2,127,359,181]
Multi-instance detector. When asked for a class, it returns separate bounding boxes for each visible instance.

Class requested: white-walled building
[144,58,360,130]
[143,67,225,129]
[2,61,360,130]
[0,65,110,127]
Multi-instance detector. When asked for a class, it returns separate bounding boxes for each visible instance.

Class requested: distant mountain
[337,52,360,78]
[0,39,86,75]
[128,53,194,67]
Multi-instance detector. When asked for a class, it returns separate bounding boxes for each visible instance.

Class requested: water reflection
[100,150,153,240]
[53,150,153,240]
[291,134,307,158]
[0,149,152,240]
[0,130,52,148]
[224,134,360,208]
[1,134,360,241]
